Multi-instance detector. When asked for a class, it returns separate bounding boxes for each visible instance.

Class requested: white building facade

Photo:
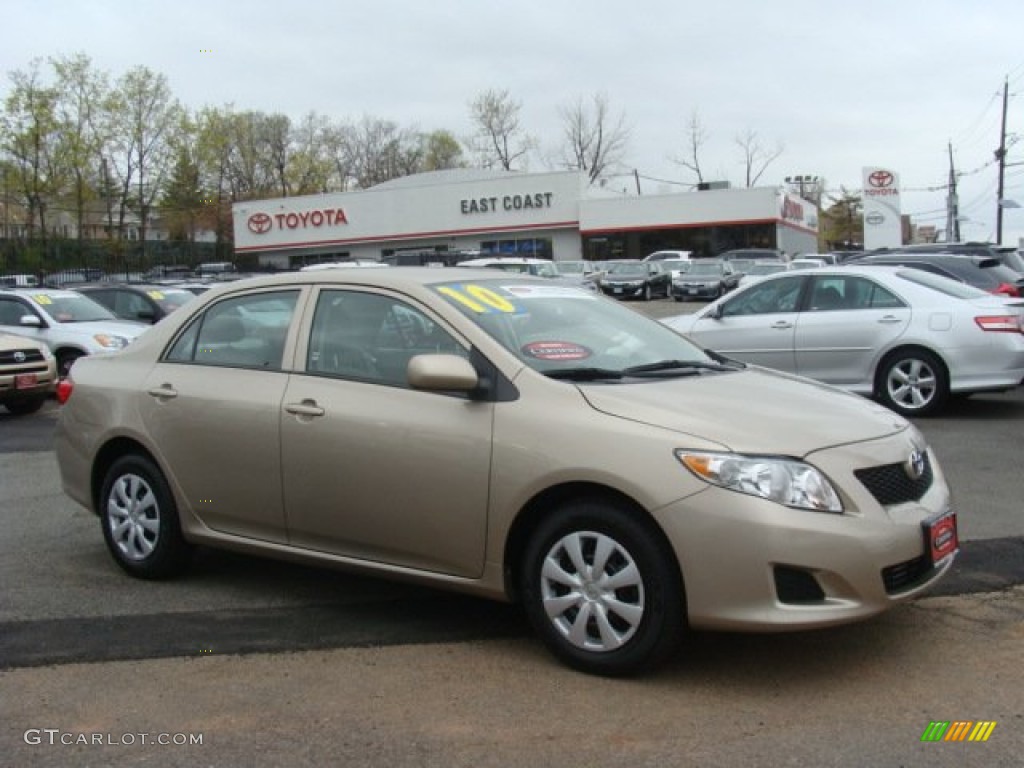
[232,169,819,268]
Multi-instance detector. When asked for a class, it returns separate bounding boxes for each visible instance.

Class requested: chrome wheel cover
[107,473,160,561]
[540,530,645,653]
[886,358,937,411]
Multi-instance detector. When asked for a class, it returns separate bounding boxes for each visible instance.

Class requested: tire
[642,284,652,302]
[99,454,193,579]
[4,397,46,415]
[57,350,83,379]
[520,499,685,676]
[876,348,949,417]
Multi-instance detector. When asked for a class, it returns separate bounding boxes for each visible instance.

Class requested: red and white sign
[246,208,348,236]
[862,167,901,249]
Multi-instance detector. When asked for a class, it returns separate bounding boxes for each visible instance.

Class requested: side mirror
[19,315,42,327]
[407,353,479,392]
[706,304,723,320]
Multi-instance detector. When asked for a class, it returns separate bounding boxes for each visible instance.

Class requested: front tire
[57,350,83,379]
[520,499,684,676]
[642,284,652,302]
[99,454,193,579]
[4,396,46,415]
[876,348,949,417]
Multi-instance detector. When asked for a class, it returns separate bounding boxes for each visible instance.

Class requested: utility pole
[995,77,1008,244]
[946,143,960,243]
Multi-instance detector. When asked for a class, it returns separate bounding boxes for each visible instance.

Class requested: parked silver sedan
[663,266,1024,417]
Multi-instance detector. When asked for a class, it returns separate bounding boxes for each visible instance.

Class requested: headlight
[93,334,130,350]
[676,451,843,513]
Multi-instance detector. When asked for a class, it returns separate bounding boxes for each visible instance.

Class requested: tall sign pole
[995,77,1008,244]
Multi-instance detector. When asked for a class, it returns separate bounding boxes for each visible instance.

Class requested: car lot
[2,295,1023,764]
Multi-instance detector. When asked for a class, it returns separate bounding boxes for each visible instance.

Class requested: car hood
[57,319,149,338]
[577,367,909,456]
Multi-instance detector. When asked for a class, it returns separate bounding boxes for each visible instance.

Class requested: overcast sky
[3,0,1023,246]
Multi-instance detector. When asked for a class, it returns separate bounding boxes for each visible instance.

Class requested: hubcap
[540,530,645,653]
[107,474,160,561]
[887,359,937,410]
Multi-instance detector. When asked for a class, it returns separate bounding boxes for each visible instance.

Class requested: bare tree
[735,128,783,188]
[558,93,629,184]
[671,110,709,187]
[468,89,533,171]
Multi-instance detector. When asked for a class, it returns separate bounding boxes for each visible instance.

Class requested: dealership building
[232,169,819,267]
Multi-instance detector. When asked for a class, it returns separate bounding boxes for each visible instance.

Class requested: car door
[136,288,302,543]
[794,275,910,386]
[279,287,493,578]
[684,275,807,372]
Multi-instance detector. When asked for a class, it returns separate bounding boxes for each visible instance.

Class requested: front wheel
[520,499,685,676]
[99,454,194,579]
[642,284,652,302]
[876,348,949,417]
[56,350,83,379]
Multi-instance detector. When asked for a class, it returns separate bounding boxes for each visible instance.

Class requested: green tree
[422,129,465,172]
[821,188,863,249]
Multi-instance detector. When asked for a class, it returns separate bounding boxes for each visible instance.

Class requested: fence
[0,237,249,282]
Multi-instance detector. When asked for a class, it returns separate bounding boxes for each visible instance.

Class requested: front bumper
[653,437,955,631]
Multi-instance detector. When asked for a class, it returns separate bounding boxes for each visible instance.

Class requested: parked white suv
[0,289,148,377]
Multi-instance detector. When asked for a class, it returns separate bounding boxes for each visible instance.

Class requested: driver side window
[721,277,805,317]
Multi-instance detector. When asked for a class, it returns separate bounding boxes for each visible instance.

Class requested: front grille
[0,349,44,365]
[882,555,933,594]
[855,454,933,506]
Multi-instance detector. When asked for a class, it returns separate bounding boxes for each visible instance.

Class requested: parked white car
[663,265,1024,417]
[0,289,149,377]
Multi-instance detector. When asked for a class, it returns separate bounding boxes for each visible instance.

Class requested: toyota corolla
[55,268,957,675]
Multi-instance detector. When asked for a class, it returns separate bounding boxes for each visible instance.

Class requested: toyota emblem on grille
[905,450,926,480]
[13,351,26,363]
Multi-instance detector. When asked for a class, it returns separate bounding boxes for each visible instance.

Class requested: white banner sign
[862,167,901,249]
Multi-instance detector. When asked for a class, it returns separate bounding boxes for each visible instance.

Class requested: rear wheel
[520,499,684,676]
[99,454,193,579]
[876,348,949,417]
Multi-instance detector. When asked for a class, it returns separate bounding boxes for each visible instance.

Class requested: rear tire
[520,499,684,676]
[876,348,949,417]
[99,454,193,579]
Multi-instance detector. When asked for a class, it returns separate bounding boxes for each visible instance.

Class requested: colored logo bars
[920,721,997,742]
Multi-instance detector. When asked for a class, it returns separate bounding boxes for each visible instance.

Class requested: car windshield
[686,263,724,276]
[146,288,195,313]
[558,261,585,274]
[661,260,690,272]
[31,291,118,322]
[432,279,724,378]
[607,262,647,276]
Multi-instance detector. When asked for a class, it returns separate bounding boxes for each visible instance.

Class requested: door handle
[147,384,178,400]
[770,321,793,329]
[285,399,325,418]
[878,315,903,324]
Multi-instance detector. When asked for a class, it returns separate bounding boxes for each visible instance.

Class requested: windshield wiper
[621,359,736,375]
[543,367,624,381]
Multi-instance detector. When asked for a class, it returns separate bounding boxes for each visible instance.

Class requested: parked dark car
[672,260,742,301]
[75,284,197,324]
[598,260,672,300]
[849,253,1024,297]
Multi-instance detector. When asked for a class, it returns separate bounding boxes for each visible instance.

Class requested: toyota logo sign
[13,351,26,363]
[247,212,273,235]
[868,170,895,189]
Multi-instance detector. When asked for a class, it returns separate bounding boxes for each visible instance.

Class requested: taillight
[56,378,73,404]
[993,283,1020,297]
[974,315,1024,333]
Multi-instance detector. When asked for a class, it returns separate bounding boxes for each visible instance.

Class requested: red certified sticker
[521,341,591,361]
[926,512,958,564]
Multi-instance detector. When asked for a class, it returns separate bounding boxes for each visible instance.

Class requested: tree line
[4,52,838,267]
